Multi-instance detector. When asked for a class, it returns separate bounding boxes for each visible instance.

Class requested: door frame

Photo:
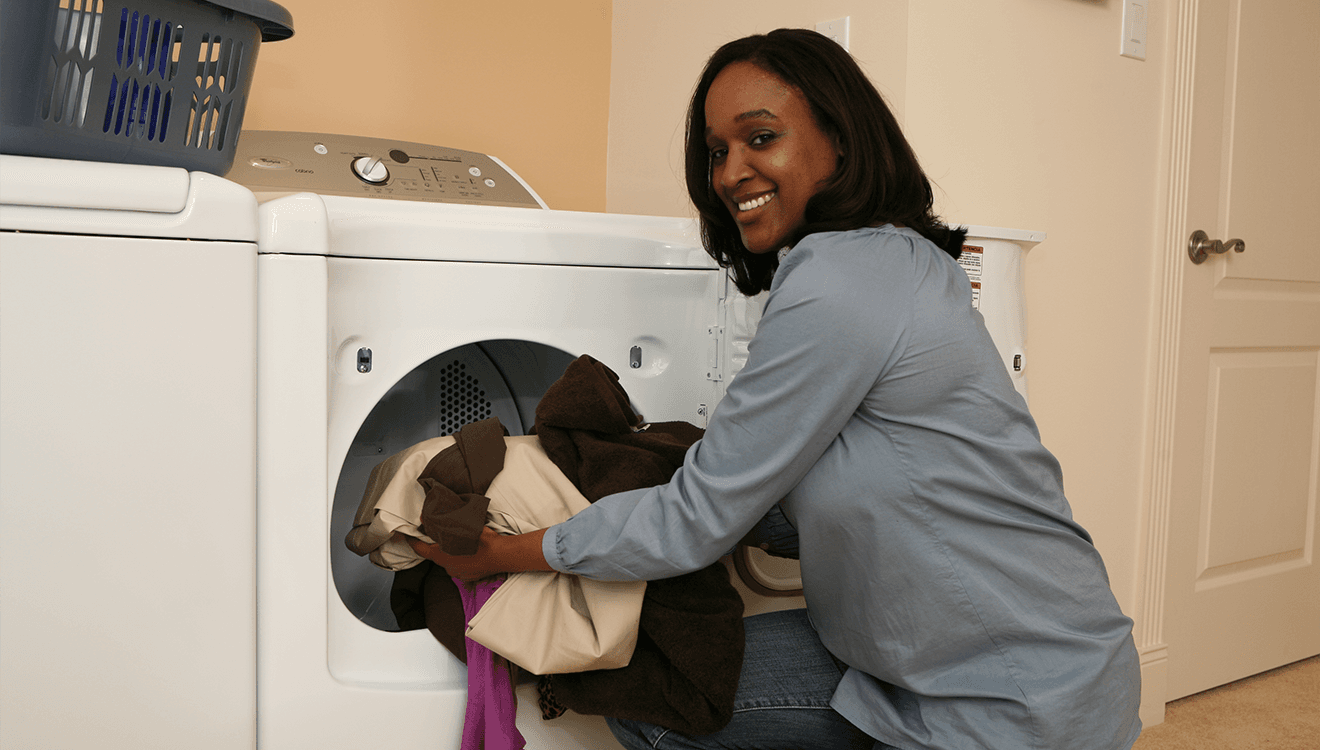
[1136,0,1200,727]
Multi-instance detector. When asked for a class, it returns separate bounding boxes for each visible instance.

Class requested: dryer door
[325,256,724,681]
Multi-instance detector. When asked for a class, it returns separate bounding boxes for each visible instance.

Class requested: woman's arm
[546,237,906,581]
[407,528,553,581]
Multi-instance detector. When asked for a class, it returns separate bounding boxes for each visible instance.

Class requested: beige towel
[345,434,647,674]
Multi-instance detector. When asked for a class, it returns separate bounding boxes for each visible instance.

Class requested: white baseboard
[1139,645,1168,727]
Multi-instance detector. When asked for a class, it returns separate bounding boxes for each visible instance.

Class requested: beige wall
[607,0,1167,634]
[243,0,612,211]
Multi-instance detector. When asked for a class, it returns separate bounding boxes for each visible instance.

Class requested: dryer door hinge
[706,325,724,382]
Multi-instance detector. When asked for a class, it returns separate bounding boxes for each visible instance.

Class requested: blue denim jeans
[606,609,895,750]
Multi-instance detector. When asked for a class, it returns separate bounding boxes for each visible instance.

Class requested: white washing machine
[0,154,259,748]
[228,131,1044,749]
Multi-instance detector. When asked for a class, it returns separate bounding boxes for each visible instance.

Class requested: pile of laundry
[345,355,745,749]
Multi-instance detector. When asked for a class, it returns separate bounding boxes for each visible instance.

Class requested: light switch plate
[1122,0,1148,60]
[815,17,850,51]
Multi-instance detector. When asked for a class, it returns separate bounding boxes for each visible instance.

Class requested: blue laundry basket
[0,0,293,175]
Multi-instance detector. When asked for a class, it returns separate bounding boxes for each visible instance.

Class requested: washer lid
[962,224,1047,249]
[0,154,258,241]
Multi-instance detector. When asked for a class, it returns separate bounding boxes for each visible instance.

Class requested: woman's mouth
[737,192,775,212]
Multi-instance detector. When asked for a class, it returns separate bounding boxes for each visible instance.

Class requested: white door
[1164,0,1320,699]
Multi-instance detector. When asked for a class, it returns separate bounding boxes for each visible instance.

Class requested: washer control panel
[226,130,545,208]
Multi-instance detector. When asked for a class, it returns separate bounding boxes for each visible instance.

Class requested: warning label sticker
[958,245,984,310]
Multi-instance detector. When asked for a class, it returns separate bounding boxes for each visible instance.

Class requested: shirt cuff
[541,522,572,574]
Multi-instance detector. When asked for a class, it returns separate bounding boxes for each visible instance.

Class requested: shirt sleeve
[543,233,914,581]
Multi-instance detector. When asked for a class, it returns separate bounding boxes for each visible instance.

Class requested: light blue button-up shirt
[545,226,1141,749]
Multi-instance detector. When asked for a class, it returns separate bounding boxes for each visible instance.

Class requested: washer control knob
[351,156,390,184]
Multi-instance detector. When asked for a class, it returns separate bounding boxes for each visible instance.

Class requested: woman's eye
[710,147,727,162]
[750,132,776,146]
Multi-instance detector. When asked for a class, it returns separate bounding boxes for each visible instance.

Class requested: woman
[413,28,1142,750]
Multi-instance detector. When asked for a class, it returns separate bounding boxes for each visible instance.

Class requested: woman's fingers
[405,532,501,581]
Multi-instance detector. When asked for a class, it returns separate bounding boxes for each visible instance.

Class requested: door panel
[1199,349,1315,583]
[1217,0,1319,284]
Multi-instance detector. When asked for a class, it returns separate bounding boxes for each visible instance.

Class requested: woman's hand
[406,526,554,581]
[407,527,506,581]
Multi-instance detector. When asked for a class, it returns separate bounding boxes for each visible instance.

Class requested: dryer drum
[330,340,575,632]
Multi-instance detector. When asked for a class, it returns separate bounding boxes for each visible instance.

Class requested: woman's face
[704,61,840,254]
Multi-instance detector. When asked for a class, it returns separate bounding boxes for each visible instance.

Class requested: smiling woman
[685,28,966,295]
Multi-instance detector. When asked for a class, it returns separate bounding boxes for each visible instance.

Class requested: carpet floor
[1133,655,1319,749]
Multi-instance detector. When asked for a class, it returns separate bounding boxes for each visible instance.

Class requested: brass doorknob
[1188,230,1246,264]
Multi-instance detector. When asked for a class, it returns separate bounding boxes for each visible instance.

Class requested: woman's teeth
[738,193,775,212]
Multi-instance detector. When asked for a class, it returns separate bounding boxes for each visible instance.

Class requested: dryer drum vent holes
[436,361,493,436]
[41,0,244,152]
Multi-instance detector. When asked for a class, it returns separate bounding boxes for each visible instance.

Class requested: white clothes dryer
[0,155,259,749]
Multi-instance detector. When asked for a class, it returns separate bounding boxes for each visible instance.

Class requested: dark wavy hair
[685,28,966,295]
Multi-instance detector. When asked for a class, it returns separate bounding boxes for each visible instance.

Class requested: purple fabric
[458,577,524,750]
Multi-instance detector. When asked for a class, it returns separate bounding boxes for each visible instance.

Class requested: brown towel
[390,562,468,664]
[418,417,507,556]
[533,355,745,736]
[534,355,704,500]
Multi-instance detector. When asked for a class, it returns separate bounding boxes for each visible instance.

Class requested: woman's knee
[605,716,666,750]
[605,709,878,750]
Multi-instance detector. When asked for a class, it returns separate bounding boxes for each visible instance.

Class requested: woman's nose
[718,148,753,190]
